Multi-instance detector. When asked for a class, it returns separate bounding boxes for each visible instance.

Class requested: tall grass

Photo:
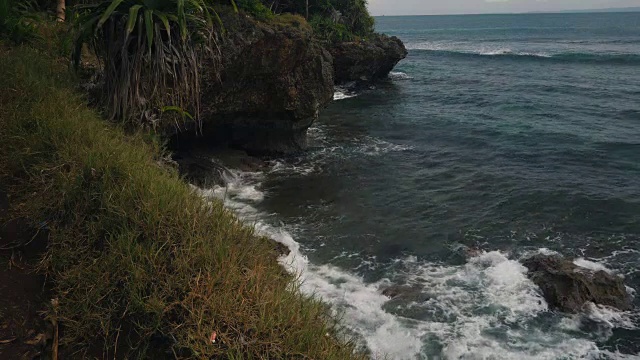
[0,0,41,44]
[0,45,365,359]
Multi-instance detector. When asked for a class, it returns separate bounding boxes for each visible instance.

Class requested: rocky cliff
[170,12,406,155]
[189,12,334,155]
[330,34,408,84]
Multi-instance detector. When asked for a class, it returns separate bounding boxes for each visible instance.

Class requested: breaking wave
[406,42,640,65]
[194,167,639,360]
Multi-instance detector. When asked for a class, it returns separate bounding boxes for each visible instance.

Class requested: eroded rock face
[330,34,408,84]
[522,254,633,313]
[175,11,334,155]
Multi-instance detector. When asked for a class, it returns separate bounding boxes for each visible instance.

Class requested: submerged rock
[381,285,430,302]
[330,34,408,84]
[522,254,633,313]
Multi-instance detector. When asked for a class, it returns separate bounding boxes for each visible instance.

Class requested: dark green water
[203,12,640,359]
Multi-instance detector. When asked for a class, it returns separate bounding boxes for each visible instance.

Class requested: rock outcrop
[174,11,334,155]
[169,11,408,155]
[522,254,633,313]
[330,34,408,84]
[381,285,430,302]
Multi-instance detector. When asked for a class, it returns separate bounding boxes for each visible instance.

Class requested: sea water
[199,12,640,359]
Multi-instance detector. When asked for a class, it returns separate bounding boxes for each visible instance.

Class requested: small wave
[406,43,640,65]
[574,257,616,275]
[267,126,413,177]
[355,136,414,156]
[389,71,413,80]
[333,86,358,101]
[584,302,640,330]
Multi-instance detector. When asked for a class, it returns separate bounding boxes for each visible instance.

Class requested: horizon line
[371,7,640,17]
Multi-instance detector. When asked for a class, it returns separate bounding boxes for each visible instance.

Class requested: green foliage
[0,45,366,359]
[310,13,352,42]
[0,0,7,23]
[271,13,311,32]
[270,0,374,39]
[72,0,229,129]
[247,0,375,42]
[0,0,41,44]
[236,0,273,21]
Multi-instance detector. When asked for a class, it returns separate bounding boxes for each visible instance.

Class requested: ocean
[199,12,640,359]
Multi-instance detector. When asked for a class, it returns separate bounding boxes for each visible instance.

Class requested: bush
[0,0,41,44]
[236,0,273,21]
[310,14,353,42]
[71,0,224,129]
[271,13,312,33]
[269,0,374,39]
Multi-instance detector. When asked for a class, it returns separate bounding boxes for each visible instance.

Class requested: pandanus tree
[72,0,233,129]
[57,0,65,21]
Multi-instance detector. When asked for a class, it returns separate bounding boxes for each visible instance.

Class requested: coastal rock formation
[522,254,633,313]
[330,34,408,84]
[193,12,334,155]
[170,11,408,155]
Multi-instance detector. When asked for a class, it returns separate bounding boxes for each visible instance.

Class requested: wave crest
[406,43,640,64]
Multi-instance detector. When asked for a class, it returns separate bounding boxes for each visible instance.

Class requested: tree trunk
[56,0,65,22]
[305,0,308,19]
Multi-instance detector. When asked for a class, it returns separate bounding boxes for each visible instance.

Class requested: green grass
[0,44,365,359]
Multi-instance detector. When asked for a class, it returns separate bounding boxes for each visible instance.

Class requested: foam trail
[195,170,639,360]
[195,171,425,358]
[389,71,413,80]
[574,257,616,274]
[334,86,358,100]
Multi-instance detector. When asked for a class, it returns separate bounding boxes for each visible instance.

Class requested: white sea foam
[405,41,552,58]
[334,86,358,100]
[389,71,413,80]
[194,170,639,360]
[574,257,616,274]
[584,302,639,330]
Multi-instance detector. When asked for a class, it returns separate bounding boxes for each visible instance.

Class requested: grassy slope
[0,45,364,359]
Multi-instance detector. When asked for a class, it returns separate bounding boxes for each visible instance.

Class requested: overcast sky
[368,0,640,15]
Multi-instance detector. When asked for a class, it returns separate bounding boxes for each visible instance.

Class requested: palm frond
[72,0,231,131]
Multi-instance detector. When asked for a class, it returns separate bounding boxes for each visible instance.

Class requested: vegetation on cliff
[0,42,365,358]
[230,0,375,42]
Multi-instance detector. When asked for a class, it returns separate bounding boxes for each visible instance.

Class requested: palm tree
[73,0,234,129]
[56,0,65,21]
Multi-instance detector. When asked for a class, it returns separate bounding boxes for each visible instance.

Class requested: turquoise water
[208,13,640,359]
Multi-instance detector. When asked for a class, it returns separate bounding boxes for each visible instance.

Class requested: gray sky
[368,0,640,15]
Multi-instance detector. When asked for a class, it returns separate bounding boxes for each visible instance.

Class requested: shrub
[236,0,273,21]
[0,0,41,44]
[269,0,374,39]
[71,0,230,129]
[271,13,312,32]
[310,14,353,42]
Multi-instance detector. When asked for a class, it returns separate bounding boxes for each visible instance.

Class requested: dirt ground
[0,187,53,360]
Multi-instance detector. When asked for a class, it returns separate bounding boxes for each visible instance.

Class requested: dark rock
[522,254,633,313]
[330,34,408,85]
[212,149,268,174]
[172,151,231,188]
[172,146,268,189]
[381,285,430,302]
[172,10,334,155]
